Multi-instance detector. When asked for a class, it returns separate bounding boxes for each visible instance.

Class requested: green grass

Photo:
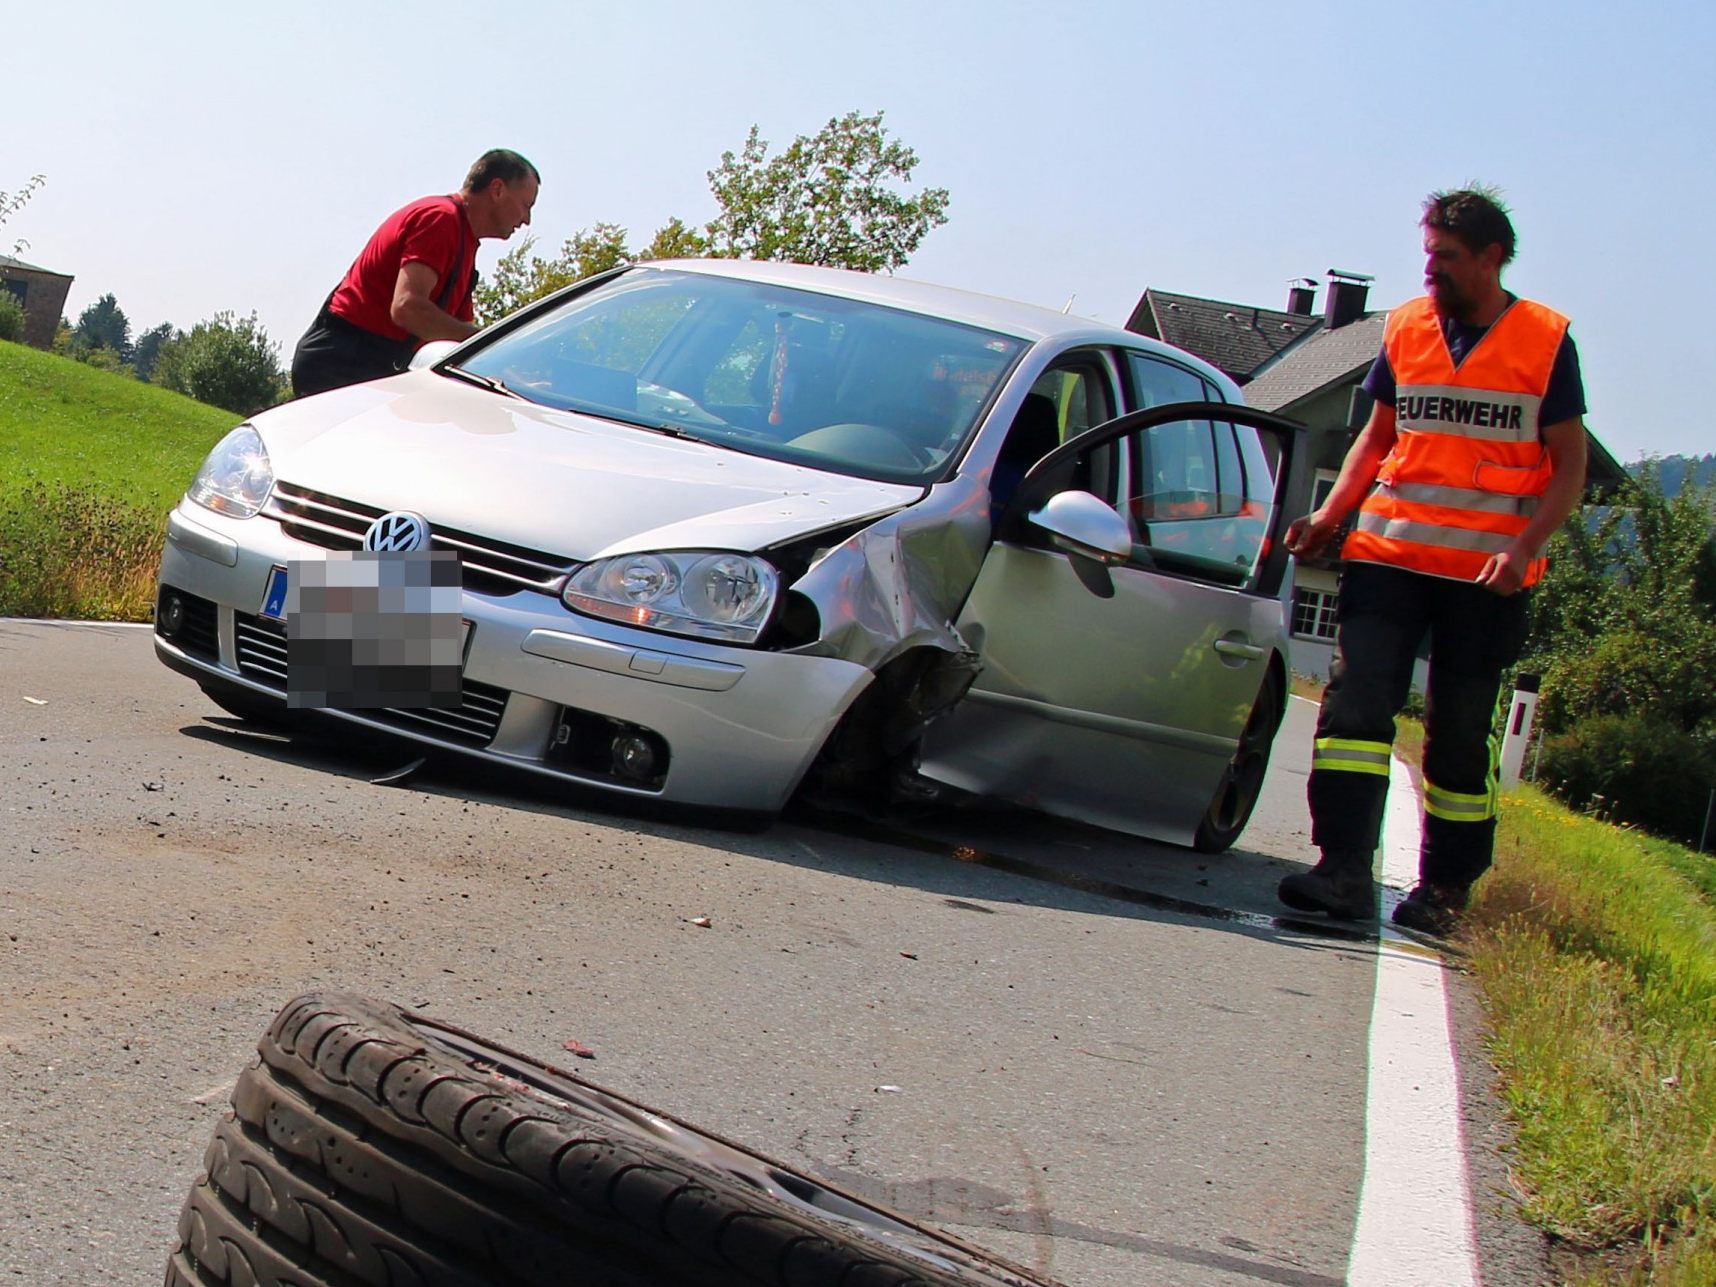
[1468,788,1716,1284]
[0,339,233,511]
[0,340,231,618]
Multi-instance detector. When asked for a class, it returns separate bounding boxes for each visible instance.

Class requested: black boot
[1277,850,1377,919]
[1391,882,1470,935]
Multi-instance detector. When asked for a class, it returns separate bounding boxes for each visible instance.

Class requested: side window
[996,359,1117,506]
[1121,418,1275,587]
[1124,351,1208,410]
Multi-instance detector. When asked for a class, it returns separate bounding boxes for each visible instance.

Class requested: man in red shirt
[291,149,539,397]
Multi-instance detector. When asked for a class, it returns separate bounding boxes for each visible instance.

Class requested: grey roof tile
[1125,289,1322,383]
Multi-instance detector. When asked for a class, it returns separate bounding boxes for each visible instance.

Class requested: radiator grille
[232,611,507,747]
[264,481,577,596]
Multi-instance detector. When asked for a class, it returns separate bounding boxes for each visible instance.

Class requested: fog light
[160,593,186,637]
[611,732,660,782]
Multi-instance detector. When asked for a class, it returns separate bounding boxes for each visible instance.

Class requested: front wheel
[1192,666,1282,853]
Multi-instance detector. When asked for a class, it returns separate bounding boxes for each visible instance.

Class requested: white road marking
[1347,758,1481,1286]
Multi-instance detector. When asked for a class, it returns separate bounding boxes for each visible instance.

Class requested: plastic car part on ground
[165,991,1058,1287]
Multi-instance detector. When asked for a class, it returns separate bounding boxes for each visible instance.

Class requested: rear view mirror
[410,339,461,371]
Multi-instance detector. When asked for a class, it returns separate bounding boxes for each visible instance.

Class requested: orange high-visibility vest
[1341,295,1569,587]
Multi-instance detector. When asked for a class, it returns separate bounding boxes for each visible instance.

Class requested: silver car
[154,259,1303,850]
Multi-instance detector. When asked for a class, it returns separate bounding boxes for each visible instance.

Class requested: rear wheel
[1192,665,1282,853]
[166,991,1044,1286]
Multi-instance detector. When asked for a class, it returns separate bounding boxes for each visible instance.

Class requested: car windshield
[452,268,1027,483]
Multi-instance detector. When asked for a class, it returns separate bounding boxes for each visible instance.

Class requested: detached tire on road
[165,991,1048,1287]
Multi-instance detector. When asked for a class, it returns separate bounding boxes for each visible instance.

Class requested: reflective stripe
[1354,512,1512,554]
[1375,482,1539,518]
[1313,737,1394,777]
[1393,383,1543,443]
[1423,779,1497,822]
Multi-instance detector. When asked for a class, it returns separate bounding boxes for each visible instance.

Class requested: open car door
[918,402,1310,850]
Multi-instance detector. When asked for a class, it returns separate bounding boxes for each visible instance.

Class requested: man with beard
[1276,187,1587,933]
[291,149,539,398]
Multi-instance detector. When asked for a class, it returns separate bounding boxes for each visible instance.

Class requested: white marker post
[1498,673,1540,789]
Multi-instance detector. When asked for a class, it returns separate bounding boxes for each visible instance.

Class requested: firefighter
[1279,187,1588,934]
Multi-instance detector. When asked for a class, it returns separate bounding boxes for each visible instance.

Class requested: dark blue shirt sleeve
[1361,350,1395,407]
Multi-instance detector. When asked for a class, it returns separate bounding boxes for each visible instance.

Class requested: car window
[456,270,1027,484]
[1124,351,1211,409]
[1118,417,1276,587]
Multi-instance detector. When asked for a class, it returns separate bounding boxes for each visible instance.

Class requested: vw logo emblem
[363,511,432,553]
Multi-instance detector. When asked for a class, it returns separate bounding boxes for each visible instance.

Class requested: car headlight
[187,424,274,518]
[562,551,779,645]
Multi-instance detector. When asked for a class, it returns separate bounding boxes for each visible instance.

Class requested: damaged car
[153,259,1305,850]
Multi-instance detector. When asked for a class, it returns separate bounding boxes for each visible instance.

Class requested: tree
[1526,466,1716,745]
[73,293,132,362]
[133,322,180,383]
[473,224,633,326]
[472,111,950,322]
[0,291,24,343]
[153,311,284,414]
[636,216,709,263]
[1,174,45,257]
[704,111,950,272]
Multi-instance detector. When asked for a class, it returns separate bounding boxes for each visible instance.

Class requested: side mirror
[409,339,461,371]
[1028,491,1132,565]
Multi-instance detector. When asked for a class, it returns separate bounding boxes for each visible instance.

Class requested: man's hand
[1285,512,1343,559]
[1475,543,1531,596]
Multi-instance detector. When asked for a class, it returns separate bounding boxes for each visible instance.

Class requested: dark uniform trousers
[1309,562,1531,888]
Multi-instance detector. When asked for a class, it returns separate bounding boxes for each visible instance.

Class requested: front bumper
[153,501,874,813]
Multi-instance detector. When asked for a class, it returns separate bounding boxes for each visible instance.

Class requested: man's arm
[1285,402,1397,558]
[1475,418,1588,595]
[389,261,479,343]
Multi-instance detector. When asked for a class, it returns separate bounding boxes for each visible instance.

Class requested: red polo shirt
[327,195,477,342]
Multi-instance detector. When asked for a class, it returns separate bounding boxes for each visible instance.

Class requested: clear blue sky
[6,0,1710,461]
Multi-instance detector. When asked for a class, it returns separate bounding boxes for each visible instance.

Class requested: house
[0,255,74,349]
[1127,272,1626,680]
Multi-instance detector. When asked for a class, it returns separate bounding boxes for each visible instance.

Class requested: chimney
[1324,269,1374,330]
[1286,278,1317,316]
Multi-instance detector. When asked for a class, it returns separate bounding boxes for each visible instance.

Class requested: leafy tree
[153,311,284,414]
[133,322,180,383]
[704,111,950,272]
[73,293,132,362]
[473,224,632,326]
[473,111,950,322]
[0,291,24,343]
[1,174,45,257]
[1527,466,1716,746]
[637,216,709,262]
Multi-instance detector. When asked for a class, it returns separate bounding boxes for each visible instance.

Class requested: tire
[165,992,1049,1287]
[1192,665,1283,854]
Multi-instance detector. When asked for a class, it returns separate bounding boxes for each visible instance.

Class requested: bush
[0,482,161,620]
[0,291,24,343]
[1539,713,1716,845]
[153,310,284,415]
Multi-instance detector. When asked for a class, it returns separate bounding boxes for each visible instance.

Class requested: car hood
[252,375,921,559]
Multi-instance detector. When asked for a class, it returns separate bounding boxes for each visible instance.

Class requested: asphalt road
[0,620,1548,1285]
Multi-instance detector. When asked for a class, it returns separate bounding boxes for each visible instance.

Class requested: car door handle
[1213,638,1265,660]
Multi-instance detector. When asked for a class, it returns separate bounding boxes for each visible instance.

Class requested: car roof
[637,258,1223,375]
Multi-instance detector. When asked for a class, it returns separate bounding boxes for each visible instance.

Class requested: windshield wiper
[441,365,526,400]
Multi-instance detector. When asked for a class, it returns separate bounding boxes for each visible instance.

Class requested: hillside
[1636,453,1716,498]
[0,339,236,512]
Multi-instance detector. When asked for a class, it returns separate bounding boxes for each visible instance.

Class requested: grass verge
[0,482,163,619]
[1467,788,1716,1284]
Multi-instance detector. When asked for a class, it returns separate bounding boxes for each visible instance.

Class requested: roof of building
[1125,288,1322,383]
[1241,312,1388,412]
[0,254,71,279]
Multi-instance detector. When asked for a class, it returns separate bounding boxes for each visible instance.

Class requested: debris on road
[561,1038,597,1059]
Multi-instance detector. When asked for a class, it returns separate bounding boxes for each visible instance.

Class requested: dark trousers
[290,305,416,399]
[1309,562,1530,887]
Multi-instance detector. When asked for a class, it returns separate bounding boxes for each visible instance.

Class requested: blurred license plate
[260,563,472,660]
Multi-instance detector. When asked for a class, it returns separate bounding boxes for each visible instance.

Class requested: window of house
[1292,587,1340,640]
